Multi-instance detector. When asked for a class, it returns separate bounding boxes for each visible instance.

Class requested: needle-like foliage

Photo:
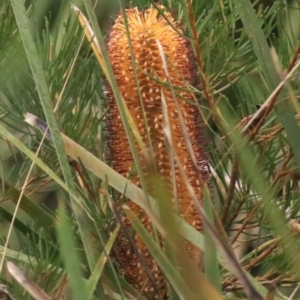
[2,0,300,299]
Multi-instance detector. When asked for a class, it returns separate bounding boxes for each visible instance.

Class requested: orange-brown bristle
[105,6,209,298]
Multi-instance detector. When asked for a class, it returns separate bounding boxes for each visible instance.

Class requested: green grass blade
[1,180,55,229]
[0,246,37,264]
[86,225,119,299]
[56,203,89,300]
[203,187,221,292]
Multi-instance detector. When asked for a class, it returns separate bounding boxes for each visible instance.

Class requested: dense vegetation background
[1,0,300,299]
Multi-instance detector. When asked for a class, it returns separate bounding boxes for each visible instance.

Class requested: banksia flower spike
[105,6,210,298]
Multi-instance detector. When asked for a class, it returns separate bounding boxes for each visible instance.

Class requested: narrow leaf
[204,187,221,292]
[86,225,120,299]
[56,204,89,300]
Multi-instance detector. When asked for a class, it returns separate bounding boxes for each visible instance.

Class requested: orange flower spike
[106,6,209,298]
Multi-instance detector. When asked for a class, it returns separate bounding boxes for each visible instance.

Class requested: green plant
[1,0,300,299]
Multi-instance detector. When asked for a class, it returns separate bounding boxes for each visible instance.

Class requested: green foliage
[2,0,300,299]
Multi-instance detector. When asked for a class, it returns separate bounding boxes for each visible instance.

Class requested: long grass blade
[86,225,120,299]
[1,180,55,229]
[56,204,89,300]
[203,187,221,292]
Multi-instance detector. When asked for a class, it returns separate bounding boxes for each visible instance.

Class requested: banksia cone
[106,6,210,298]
